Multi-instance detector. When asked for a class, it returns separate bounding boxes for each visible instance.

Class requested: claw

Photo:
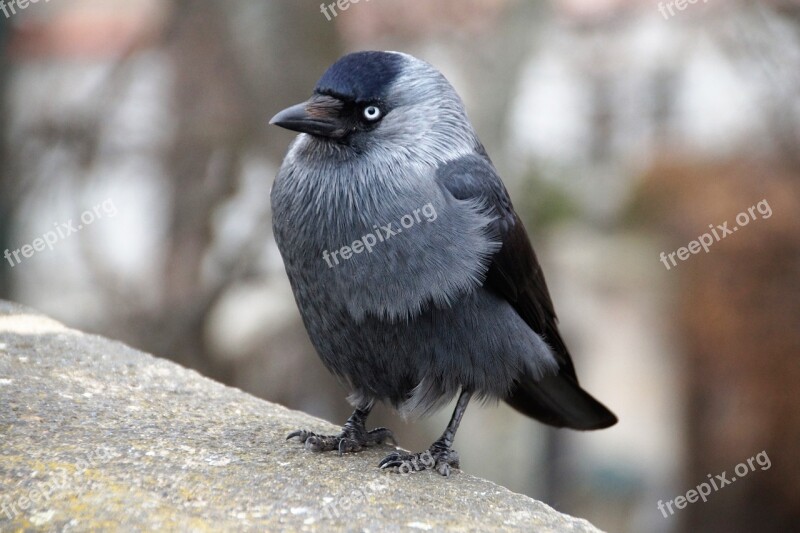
[378,452,402,469]
[337,438,362,455]
[286,425,395,455]
[286,429,310,441]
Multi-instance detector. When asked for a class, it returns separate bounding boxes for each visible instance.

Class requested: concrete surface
[0,301,603,532]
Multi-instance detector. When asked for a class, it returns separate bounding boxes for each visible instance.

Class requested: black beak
[270,96,342,138]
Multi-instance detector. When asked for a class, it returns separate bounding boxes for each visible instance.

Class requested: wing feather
[436,153,577,379]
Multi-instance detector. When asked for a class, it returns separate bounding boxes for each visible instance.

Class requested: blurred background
[1,0,798,531]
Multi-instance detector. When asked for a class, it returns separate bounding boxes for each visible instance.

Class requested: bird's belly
[295,285,558,414]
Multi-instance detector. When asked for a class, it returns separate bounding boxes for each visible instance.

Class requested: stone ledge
[0,301,602,532]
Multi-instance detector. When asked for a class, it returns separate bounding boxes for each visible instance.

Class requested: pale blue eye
[363,106,382,121]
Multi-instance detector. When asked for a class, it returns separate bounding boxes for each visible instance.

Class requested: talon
[379,452,404,469]
[338,438,361,455]
[286,429,308,441]
[287,422,396,456]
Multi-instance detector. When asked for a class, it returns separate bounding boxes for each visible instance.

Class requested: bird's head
[270,51,477,157]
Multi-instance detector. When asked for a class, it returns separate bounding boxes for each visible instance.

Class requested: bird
[270,50,617,477]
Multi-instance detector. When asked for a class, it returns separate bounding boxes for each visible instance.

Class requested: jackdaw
[270,51,617,476]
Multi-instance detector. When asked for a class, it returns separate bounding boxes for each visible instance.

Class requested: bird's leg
[287,403,395,455]
[380,390,472,477]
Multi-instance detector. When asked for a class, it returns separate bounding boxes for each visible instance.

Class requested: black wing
[437,153,617,430]
[436,153,576,376]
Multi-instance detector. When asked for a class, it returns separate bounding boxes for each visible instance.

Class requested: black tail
[505,371,617,430]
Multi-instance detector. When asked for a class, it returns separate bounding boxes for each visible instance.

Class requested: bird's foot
[379,442,460,477]
[287,426,395,455]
